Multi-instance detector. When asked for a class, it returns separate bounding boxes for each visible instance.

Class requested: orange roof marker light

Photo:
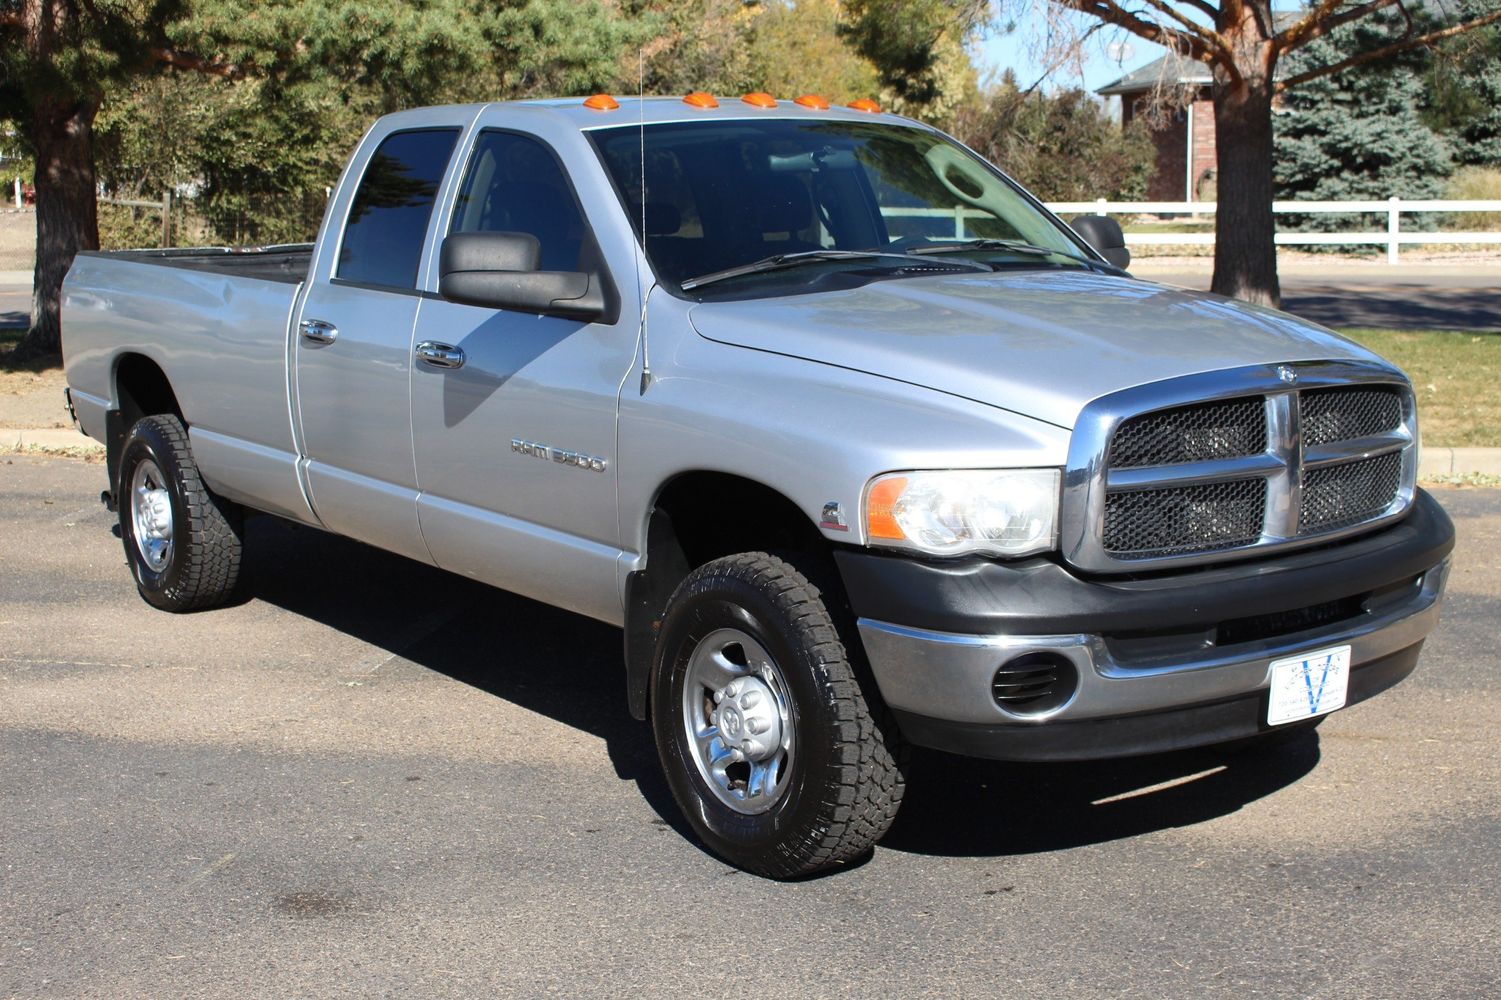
[683,91,719,109]
[847,98,882,113]
[582,93,620,111]
[794,94,830,110]
[741,92,778,108]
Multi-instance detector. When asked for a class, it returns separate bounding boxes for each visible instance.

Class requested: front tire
[651,552,906,878]
[117,414,243,612]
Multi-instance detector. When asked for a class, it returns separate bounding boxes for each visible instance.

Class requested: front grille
[1066,365,1416,572]
[1104,479,1266,557]
[1110,398,1266,468]
[1301,451,1403,530]
[1301,386,1402,447]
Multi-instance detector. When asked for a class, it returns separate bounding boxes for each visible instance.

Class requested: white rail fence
[884,198,1501,264]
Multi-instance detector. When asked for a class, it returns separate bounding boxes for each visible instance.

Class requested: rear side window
[338,128,459,289]
[450,131,586,272]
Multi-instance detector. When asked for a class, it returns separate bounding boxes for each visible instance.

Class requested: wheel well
[623,472,834,721]
[114,354,182,426]
[107,354,183,492]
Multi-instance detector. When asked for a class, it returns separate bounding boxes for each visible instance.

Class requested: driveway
[2,456,1498,998]
[1133,261,1500,332]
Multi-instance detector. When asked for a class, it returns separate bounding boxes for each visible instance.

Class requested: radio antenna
[637,47,653,395]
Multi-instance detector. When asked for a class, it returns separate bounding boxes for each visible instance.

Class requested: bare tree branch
[1277,6,1501,90]
[1056,0,1220,64]
[1137,0,1231,58]
[1275,0,1361,51]
[1279,0,1408,54]
[1022,21,1106,93]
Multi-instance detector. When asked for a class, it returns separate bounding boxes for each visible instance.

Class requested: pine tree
[1274,12,1453,237]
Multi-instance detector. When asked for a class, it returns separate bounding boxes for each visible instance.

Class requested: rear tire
[650,552,906,878]
[117,414,243,611]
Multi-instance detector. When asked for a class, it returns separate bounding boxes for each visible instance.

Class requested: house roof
[1096,56,1212,96]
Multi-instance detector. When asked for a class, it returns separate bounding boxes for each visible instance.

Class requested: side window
[338,128,459,289]
[451,131,586,272]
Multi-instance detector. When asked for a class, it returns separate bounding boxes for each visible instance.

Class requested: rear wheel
[117,414,243,611]
[651,552,906,878]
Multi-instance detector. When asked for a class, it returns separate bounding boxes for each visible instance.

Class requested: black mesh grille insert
[1216,594,1367,647]
[1104,479,1267,557]
[1300,386,1402,447]
[1300,451,1402,531]
[1109,398,1267,469]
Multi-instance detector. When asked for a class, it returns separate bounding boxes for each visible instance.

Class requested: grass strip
[1340,329,1501,448]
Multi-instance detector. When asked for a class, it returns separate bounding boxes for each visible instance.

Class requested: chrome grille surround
[1061,360,1417,573]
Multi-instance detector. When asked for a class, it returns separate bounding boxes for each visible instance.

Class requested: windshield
[588,119,1093,294]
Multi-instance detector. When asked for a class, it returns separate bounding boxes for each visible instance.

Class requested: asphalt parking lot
[3,455,1498,998]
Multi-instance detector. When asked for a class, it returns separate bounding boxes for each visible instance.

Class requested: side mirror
[438,231,608,322]
[1069,216,1130,271]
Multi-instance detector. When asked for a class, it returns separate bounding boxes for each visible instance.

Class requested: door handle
[415,341,466,369]
[299,318,338,345]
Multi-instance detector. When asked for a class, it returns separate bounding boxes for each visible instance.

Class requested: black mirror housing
[1069,215,1131,271]
[438,231,613,322]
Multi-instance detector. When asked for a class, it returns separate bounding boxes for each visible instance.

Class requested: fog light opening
[992,652,1078,716]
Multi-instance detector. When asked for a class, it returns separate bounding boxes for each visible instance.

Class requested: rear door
[293,123,462,562]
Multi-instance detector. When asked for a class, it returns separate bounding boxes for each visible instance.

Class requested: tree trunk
[11,96,101,362]
[1210,51,1280,307]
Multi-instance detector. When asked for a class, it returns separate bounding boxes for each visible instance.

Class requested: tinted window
[451,131,586,272]
[338,128,459,288]
[590,120,1085,292]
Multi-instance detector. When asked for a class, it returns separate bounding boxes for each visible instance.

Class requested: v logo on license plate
[1268,645,1352,726]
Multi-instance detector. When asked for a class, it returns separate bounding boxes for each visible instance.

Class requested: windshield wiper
[679,249,984,291]
[907,239,1098,266]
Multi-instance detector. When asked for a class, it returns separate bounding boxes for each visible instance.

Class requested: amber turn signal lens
[582,94,619,111]
[847,98,881,113]
[865,476,909,540]
[741,92,777,108]
[683,91,719,109]
[794,94,830,110]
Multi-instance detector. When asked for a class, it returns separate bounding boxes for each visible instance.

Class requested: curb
[2,426,104,454]
[1418,446,1501,479]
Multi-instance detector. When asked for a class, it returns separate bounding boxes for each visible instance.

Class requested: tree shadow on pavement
[237,515,694,843]
[237,514,1319,863]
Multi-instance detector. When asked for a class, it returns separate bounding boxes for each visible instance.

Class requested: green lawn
[1341,329,1501,448]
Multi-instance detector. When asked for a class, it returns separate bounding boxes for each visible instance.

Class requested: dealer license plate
[1267,645,1351,726]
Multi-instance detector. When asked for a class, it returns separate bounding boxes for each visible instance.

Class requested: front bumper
[837,489,1455,761]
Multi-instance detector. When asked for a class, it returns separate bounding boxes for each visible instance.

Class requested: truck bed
[62,248,315,523]
[76,244,314,284]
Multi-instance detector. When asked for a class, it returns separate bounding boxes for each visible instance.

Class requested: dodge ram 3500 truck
[62,95,1455,879]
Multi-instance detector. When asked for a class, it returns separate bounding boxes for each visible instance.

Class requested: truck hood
[688,270,1376,429]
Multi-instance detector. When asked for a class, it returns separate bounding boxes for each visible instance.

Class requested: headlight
[864,469,1060,558]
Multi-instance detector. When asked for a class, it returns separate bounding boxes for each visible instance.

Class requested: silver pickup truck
[63,95,1454,878]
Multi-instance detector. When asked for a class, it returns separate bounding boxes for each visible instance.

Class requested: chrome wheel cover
[681,627,795,815]
[129,459,174,573]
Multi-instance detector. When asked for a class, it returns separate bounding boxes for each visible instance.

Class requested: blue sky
[974,9,1165,95]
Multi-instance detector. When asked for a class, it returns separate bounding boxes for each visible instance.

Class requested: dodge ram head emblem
[1277,365,1298,384]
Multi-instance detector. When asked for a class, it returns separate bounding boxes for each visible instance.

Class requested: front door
[410,129,637,622]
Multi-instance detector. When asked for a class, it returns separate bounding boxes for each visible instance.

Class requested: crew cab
[62,94,1454,878]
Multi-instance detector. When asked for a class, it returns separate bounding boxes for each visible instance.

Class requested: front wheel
[117,414,243,611]
[651,552,906,878]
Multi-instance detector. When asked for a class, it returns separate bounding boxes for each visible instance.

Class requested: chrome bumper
[857,559,1449,727]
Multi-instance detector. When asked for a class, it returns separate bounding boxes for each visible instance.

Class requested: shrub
[1444,166,1501,230]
